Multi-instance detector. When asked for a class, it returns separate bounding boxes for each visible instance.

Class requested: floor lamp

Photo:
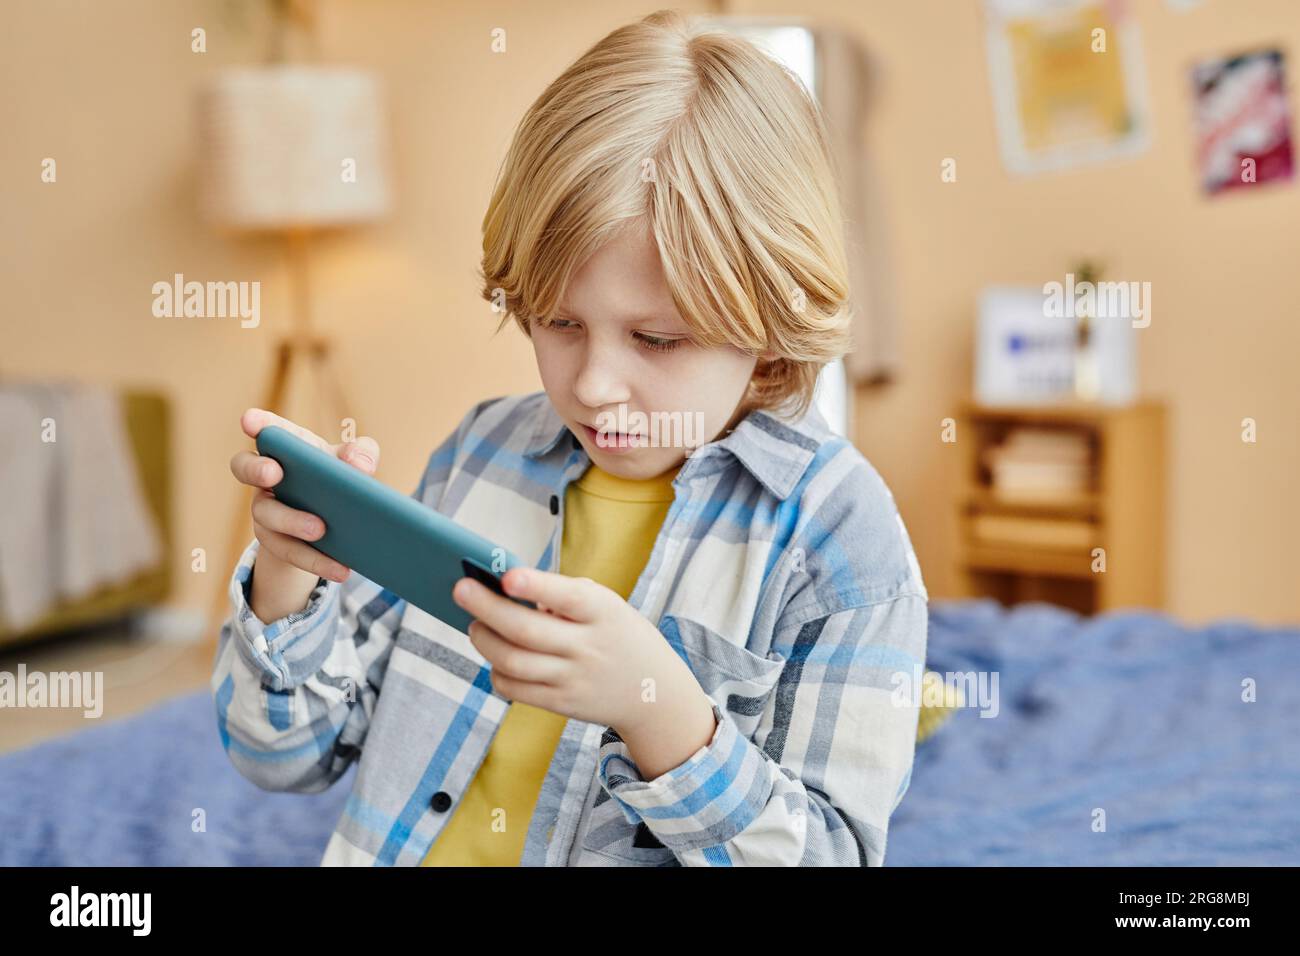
[197,65,391,644]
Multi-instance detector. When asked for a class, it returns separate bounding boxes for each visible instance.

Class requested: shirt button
[430,791,452,812]
[334,740,360,762]
[549,495,559,515]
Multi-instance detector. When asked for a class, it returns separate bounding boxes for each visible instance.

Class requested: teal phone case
[255,425,534,635]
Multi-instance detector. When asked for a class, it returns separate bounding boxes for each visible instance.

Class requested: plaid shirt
[212,390,928,866]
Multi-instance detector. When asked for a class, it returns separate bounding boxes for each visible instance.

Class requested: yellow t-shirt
[420,458,681,866]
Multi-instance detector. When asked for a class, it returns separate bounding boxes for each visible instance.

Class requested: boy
[214,9,927,867]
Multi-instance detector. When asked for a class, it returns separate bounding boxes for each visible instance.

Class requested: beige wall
[818,0,1300,625]
[5,0,1297,626]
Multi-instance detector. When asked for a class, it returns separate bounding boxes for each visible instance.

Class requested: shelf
[955,399,1165,611]
[961,543,1097,580]
[962,400,1162,425]
[963,487,1103,520]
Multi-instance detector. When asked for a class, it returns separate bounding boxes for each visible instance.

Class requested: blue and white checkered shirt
[212,390,928,865]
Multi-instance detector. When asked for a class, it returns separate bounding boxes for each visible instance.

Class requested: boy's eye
[635,332,685,353]
[546,318,684,354]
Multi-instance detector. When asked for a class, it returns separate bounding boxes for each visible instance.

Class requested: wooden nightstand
[956,401,1166,614]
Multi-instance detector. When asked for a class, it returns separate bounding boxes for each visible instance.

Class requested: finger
[241,408,330,451]
[251,490,325,541]
[501,568,601,622]
[453,577,568,655]
[231,450,284,489]
[254,525,349,583]
[468,620,567,684]
[338,436,381,474]
[486,659,569,707]
[488,668,569,712]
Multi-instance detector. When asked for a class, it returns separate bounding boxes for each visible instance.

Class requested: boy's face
[530,225,764,480]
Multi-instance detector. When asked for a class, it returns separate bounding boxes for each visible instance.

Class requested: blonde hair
[479,8,851,420]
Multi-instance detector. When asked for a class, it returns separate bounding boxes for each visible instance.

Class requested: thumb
[338,437,380,474]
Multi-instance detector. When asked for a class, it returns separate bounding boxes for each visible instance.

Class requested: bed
[2,598,1296,866]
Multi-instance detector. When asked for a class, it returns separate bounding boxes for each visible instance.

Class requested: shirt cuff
[596,696,775,852]
[227,537,341,691]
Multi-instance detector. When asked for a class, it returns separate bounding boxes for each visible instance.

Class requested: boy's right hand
[230,408,382,586]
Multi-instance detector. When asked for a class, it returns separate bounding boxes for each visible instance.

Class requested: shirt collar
[520,394,826,501]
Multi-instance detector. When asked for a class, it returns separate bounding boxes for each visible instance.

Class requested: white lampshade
[197,66,391,230]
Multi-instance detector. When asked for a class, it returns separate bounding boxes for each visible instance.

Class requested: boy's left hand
[451,567,703,736]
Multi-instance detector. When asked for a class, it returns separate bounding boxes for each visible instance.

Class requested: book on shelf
[984,426,1093,499]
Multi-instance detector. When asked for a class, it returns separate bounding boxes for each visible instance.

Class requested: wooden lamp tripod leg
[202,229,352,660]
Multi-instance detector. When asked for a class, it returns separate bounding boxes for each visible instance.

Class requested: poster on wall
[984,0,1150,174]
[1191,49,1295,196]
[975,286,1136,405]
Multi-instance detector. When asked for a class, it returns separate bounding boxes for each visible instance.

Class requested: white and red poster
[1191,49,1295,196]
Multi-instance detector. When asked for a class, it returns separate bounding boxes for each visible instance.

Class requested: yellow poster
[986,0,1149,173]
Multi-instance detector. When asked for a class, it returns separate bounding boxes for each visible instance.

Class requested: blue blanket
[888,600,1300,865]
[1,599,1295,866]
[0,683,352,866]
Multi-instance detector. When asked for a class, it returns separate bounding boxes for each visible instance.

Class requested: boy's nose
[572,355,631,410]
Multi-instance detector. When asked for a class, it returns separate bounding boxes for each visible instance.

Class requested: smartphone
[255,425,535,635]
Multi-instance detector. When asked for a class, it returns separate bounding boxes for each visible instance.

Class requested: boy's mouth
[582,423,644,451]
